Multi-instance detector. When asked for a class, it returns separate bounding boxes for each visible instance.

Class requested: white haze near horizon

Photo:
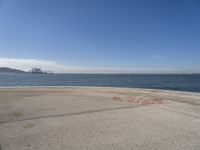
[0,57,194,74]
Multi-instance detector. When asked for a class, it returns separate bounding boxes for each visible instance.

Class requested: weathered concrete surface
[0,87,200,150]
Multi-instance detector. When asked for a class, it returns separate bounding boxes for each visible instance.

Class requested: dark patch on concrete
[23,123,34,129]
[12,111,23,117]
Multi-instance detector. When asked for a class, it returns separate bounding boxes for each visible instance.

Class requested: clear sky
[0,0,200,73]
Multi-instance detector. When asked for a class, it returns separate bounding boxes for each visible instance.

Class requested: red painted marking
[112,96,122,101]
[112,96,166,106]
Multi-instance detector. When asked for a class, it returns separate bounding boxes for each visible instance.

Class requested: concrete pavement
[0,87,200,150]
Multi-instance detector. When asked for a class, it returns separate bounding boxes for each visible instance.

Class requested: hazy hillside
[0,67,26,73]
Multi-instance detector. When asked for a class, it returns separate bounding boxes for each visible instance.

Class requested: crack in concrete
[0,105,139,125]
[161,107,200,119]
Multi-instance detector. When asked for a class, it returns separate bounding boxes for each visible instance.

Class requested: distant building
[29,68,44,74]
[29,68,54,74]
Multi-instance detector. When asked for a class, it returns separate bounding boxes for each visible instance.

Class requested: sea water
[0,73,200,92]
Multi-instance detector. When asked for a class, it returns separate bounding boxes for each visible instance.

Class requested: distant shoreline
[0,72,200,75]
[0,67,53,74]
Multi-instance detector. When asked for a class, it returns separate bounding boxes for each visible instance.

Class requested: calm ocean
[0,73,200,93]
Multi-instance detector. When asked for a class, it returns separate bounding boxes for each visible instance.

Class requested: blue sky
[0,0,200,73]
